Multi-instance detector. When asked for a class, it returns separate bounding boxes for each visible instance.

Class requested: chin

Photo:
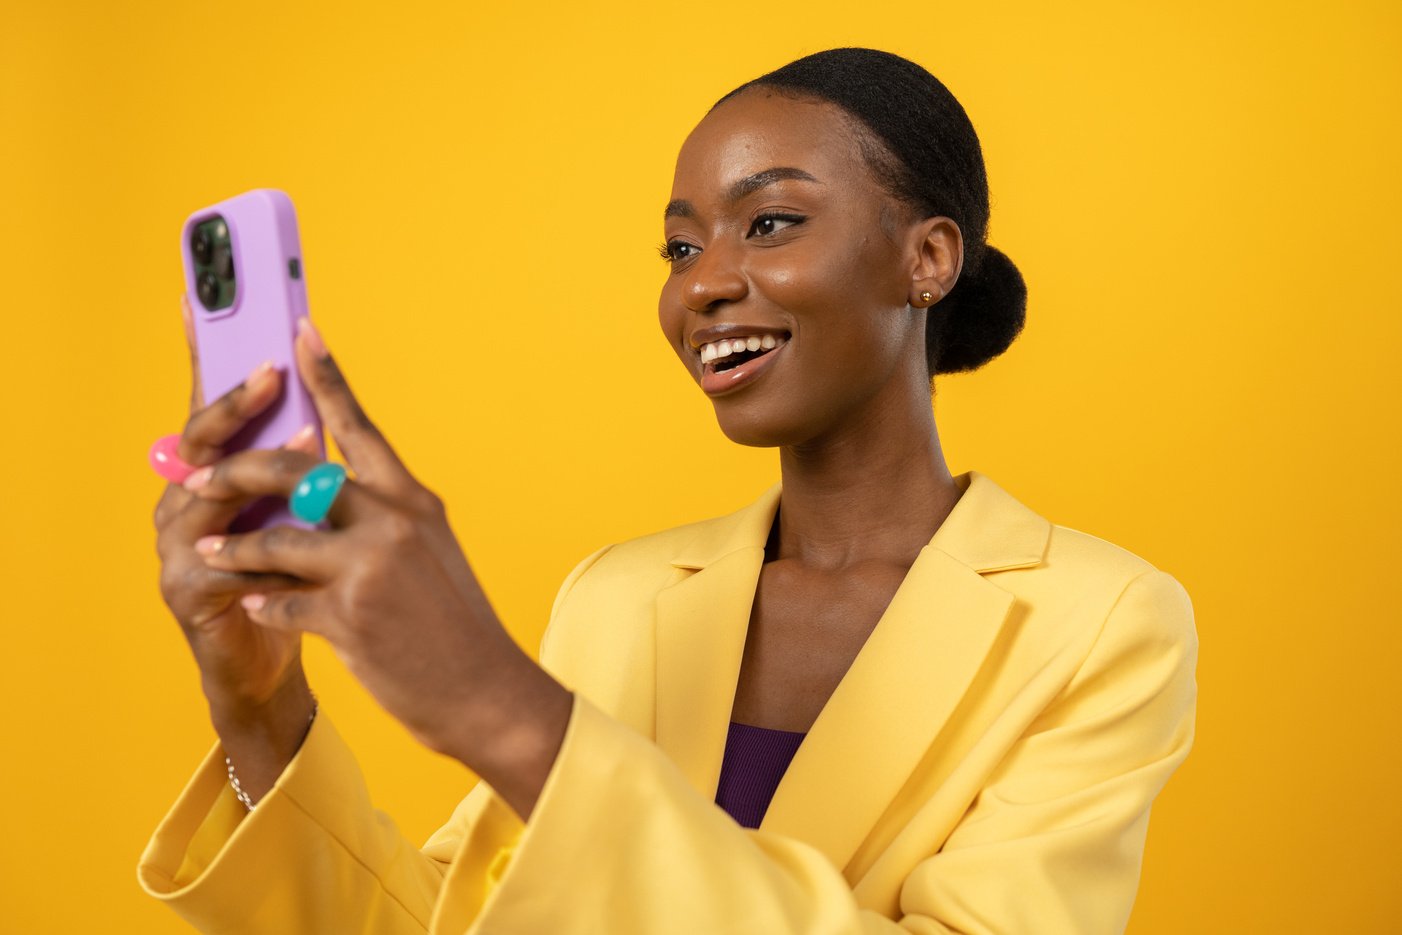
[711,399,810,449]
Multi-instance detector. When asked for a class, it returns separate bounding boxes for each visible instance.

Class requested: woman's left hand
[181,318,571,813]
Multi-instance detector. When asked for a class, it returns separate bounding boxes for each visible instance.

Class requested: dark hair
[713,48,1027,378]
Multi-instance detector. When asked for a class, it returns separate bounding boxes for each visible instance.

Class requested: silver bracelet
[225,693,319,812]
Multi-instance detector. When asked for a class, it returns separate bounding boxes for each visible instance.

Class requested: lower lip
[700,341,787,397]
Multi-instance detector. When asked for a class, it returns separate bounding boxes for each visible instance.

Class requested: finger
[181,293,205,412]
[195,523,341,584]
[156,420,319,534]
[167,558,308,609]
[293,317,420,500]
[241,588,330,637]
[177,359,286,466]
[181,447,372,529]
[158,491,250,559]
[206,566,308,598]
[153,482,190,532]
[160,428,345,547]
[159,362,283,531]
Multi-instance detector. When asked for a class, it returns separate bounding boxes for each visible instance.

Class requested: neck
[772,389,961,572]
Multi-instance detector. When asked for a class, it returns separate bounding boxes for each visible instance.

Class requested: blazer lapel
[654,492,775,807]
[653,470,1051,874]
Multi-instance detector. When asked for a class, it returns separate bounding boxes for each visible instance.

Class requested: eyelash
[657,213,806,264]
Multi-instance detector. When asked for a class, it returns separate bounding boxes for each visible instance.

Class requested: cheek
[657,285,689,363]
[752,250,840,323]
[748,238,911,398]
[754,239,893,342]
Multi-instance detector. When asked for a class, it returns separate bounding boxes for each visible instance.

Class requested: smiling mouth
[699,334,790,397]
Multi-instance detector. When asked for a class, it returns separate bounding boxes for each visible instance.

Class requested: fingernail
[246,359,276,386]
[194,535,226,556]
[286,423,317,449]
[297,317,328,358]
[241,593,267,614]
[184,465,213,490]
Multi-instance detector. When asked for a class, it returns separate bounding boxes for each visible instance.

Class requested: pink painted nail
[286,423,317,449]
[184,465,213,490]
[194,535,226,556]
[246,359,276,385]
[241,593,266,613]
[297,317,327,357]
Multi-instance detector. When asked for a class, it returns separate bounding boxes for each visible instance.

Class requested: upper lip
[689,323,791,351]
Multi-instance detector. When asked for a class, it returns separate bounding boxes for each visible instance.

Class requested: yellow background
[2,1,1398,931]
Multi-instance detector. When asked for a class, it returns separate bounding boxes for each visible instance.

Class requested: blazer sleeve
[432,567,1198,935]
[135,543,615,934]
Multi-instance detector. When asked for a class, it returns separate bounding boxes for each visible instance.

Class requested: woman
[142,48,1197,934]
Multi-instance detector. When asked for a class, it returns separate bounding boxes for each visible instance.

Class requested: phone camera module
[197,271,220,309]
[191,227,214,266]
[190,215,235,312]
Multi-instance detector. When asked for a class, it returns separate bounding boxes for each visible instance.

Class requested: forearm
[441,638,575,824]
[477,668,574,823]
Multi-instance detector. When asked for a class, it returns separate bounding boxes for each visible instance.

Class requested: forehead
[670,89,878,202]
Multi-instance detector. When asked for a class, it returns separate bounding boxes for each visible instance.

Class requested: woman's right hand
[153,295,319,723]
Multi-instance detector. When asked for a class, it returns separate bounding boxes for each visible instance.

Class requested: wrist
[226,693,318,811]
[205,668,312,737]
[207,673,318,807]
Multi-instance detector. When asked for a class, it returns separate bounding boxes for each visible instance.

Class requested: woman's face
[657,88,947,448]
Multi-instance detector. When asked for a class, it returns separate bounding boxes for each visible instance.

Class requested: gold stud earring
[919,291,934,303]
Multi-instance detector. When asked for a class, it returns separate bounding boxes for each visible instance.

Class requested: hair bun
[931,244,1028,375]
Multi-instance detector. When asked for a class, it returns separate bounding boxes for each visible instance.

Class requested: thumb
[182,293,205,412]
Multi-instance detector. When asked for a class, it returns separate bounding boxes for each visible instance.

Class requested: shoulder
[555,482,777,595]
[964,473,1195,667]
[985,504,1197,748]
[957,470,1191,610]
[1033,520,1197,670]
[539,500,762,668]
[546,493,762,611]
[1042,512,1193,613]
[1044,520,1164,586]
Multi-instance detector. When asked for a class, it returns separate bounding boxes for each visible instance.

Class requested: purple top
[715,720,808,829]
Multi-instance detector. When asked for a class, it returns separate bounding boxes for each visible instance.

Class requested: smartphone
[180,188,327,533]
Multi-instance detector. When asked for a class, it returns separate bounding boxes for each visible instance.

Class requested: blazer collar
[654,470,1050,875]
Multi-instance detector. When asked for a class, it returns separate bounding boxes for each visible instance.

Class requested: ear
[907,216,964,308]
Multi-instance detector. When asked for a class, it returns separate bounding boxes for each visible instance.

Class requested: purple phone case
[180,189,327,533]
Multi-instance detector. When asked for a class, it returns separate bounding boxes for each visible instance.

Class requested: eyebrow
[664,167,822,221]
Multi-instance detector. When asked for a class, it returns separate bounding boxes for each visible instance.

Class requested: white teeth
[699,333,787,366]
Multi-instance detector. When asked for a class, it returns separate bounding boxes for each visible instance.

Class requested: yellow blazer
[138,470,1198,934]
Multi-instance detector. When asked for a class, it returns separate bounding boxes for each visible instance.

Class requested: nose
[681,240,747,313]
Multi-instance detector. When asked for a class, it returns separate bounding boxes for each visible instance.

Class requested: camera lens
[214,244,234,279]
[191,226,214,266]
[197,271,220,309]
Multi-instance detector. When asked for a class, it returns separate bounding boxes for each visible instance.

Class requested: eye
[748,213,805,237]
[658,240,699,264]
